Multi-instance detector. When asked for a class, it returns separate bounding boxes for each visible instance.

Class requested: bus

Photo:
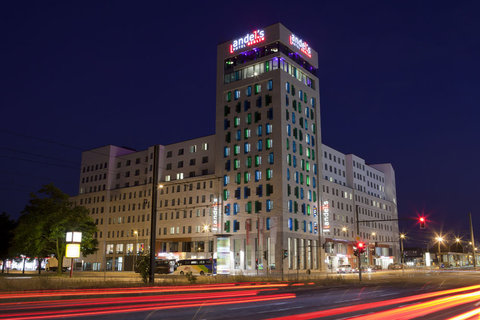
[174,259,216,276]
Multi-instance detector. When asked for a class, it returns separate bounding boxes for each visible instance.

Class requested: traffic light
[357,242,366,254]
[283,249,288,259]
[419,217,426,229]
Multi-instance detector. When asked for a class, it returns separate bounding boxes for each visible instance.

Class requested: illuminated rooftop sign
[229,29,265,53]
[289,34,312,58]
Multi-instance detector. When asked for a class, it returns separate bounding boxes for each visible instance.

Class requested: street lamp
[435,236,444,265]
[202,224,214,274]
[400,234,406,264]
[133,230,139,269]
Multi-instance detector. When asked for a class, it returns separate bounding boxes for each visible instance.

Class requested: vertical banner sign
[322,201,330,233]
[216,237,231,275]
[212,198,219,232]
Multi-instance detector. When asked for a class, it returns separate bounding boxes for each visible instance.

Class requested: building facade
[73,23,399,274]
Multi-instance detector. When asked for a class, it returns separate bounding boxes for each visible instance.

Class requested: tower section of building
[215,23,322,274]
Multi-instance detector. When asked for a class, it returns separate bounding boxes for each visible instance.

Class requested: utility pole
[470,212,476,269]
[355,205,362,281]
[149,145,159,284]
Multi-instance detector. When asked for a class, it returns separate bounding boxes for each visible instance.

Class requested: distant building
[72,23,399,274]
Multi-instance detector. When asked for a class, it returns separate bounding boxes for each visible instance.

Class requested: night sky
[1,1,479,247]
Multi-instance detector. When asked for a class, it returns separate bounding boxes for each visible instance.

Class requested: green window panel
[246,201,252,213]
[246,156,252,168]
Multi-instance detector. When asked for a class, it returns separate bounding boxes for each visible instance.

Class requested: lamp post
[400,234,406,264]
[133,230,138,270]
[203,224,213,274]
[435,236,444,265]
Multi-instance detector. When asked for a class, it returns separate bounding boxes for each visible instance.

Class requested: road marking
[338,298,360,303]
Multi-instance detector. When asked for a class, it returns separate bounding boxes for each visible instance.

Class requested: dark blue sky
[1,1,479,246]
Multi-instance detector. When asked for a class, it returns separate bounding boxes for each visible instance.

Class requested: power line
[0,147,79,165]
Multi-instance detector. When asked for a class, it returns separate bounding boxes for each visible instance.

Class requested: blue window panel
[233,203,239,215]
[236,130,241,141]
[288,200,292,212]
[300,188,304,200]
[295,171,299,183]
[285,95,289,106]
[288,218,293,230]
[255,170,261,182]
[308,190,312,201]
[266,123,273,134]
[266,200,272,212]
[246,86,252,97]
[225,204,231,216]
[313,177,316,188]
[292,113,295,124]
[305,119,308,130]
[257,125,263,136]
[266,217,271,230]
[286,82,290,93]
[257,140,263,151]
[267,80,273,91]
[234,90,240,100]
[223,175,229,186]
[311,137,315,146]
[303,220,307,232]
[293,156,297,168]
[225,160,231,171]
[287,124,291,136]
[293,141,296,153]
[309,221,313,233]
[313,164,317,174]
[302,203,306,214]
[234,220,239,232]
[287,168,290,181]
[268,153,274,164]
[224,147,229,157]
[244,187,251,198]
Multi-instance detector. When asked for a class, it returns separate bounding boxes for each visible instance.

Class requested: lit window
[257,125,263,136]
[255,155,262,166]
[254,84,261,94]
[224,175,230,186]
[244,143,251,153]
[267,80,273,91]
[190,145,197,153]
[234,145,240,155]
[234,90,240,100]
[266,124,273,134]
[266,138,272,149]
[266,168,273,180]
[246,86,252,96]
[226,91,232,102]
[246,156,252,168]
[234,117,240,127]
[268,152,274,164]
[165,175,171,182]
[244,128,251,139]
[244,172,251,183]
[285,82,290,93]
[255,170,261,182]
[234,159,240,169]
[266,200,273,212]
[224,147,230,157]
[176,173,184,180]
[257,140,263,151]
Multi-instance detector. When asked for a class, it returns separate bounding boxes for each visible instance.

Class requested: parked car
[388,263,403,270]
[337,265,353,273]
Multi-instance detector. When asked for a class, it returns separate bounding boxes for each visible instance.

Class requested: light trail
[0,282,288,300]
[0,290,264,311]
[0,293,296,320]
[268,284,480,320]
[447,306,480,320]
[347,289,480,319]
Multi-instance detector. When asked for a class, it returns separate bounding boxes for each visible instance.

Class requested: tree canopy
[0,212,16,273]
[13,183,98,273]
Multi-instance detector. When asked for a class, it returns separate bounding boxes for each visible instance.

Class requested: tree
[13,183,98,274]
[0,212,16,273]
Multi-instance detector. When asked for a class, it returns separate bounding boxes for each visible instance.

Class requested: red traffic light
[358,242,364,248]
[419,217,426,229]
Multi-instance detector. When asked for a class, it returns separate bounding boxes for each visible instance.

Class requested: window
[257,140,263,151]
[246,156,252,168]
[266,168,273,180]
[255,155,262,166]
[257,125,262,136]
[234,159,240,169]
[286,82,290,93]
[267,79,273,90]
[190,145,197,153]
[266,138,273,149]
[255,170,261,181]
[244,128,251,139]
[234,117,240,127]
[244,143,251,153]
[268,153,274,164]
[226,91,232,102]
[178,148,184,155]
[234,89,240,100]
[254,84,261,94]
[224,147,230,157]
[202,156,208,163]
[266,200,273,212]
[234,145,240,155]
[266,123,272,134]
[246,86,252,96]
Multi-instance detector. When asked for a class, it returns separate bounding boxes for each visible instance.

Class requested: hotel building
[72,23,399,274]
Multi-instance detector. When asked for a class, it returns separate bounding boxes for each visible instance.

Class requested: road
[2,271,480,319]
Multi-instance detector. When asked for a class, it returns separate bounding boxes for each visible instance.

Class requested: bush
[136,252,150,284]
